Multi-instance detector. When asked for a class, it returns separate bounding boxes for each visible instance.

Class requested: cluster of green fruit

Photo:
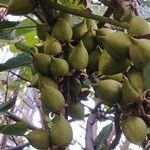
[93,15,150,145]
[6,0,150,148]
[26,15,95,149]
[26,9,99,150]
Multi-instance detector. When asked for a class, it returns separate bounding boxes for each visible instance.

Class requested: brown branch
[109,107,122,149]
[37,0,56,25]
[6,142,30,150]
[5,112,39,130]
[120,140,130,150]
[1,135,8,150]
[133,33,150,40]
[33,10,46,23]
[63,76,70,120]
[85,113,96,150]
[85,102,102,150]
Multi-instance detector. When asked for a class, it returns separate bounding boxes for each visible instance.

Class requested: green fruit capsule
[25,129,51,149]
[49,57,69,77]
[86,19,98,30]
[98,49,131,75]
[122,116,147,145]
[99,32,131,60]
[73,19,88,39]
[128,15,150,36]
[81,28,97,53]
[122,76,139,104]
[38,74,59,90]
[68,41,89,69]
[127,67,145,93]
[87,48,101,72]
[101,73,123,83]
[69,102,84,120]
[44,34,62,56]
[41,85,65,113]
[93,79,122,106]
[129,37,150,70]
[69,78,81,98]
[65,43,75,60]
[52,18,73,42]
[50,115,73,146]
[32,52,51,76]
[7,0,34,15]
[59,12,73,27]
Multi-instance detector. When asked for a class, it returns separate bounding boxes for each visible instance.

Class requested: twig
[85,113,96,150]
[25,15,38,24]
[33,10,46,23]
[69,113,90,122]
[9,136,18,146]
[0,4,7,8]
[109,107,122,149]
[47,2,129,29]
[10,71,29,82]
[97,6,114,28]
[4,72,9,102]
[1,25,36,32]
[6,142,30,150]
[1,135,8,150]
[61,76,70,119]
[5,111,39,130]
[85,103,102,150]
[37,0,56,25]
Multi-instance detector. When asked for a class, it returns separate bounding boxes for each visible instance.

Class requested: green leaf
[0,30,14,40]
[143,61,150,89]
[0,53,33,72]
[0,121,28,135]
[0,94,17,114]
[25,31,38,46]
[94,123,113,150]
[0,21,20,30]
[15,19,36,36]
[0,21,19,39]
[0,0,10,4]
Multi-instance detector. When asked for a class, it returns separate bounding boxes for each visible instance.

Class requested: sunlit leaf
[0,53,33,72]
[94,123,113,150]
[0,94,17,114]
[15,19,36,36]
[0,121,28,135]
[25,31,38,46]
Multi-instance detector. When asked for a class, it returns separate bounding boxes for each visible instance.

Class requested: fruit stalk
[47,2,129,29]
